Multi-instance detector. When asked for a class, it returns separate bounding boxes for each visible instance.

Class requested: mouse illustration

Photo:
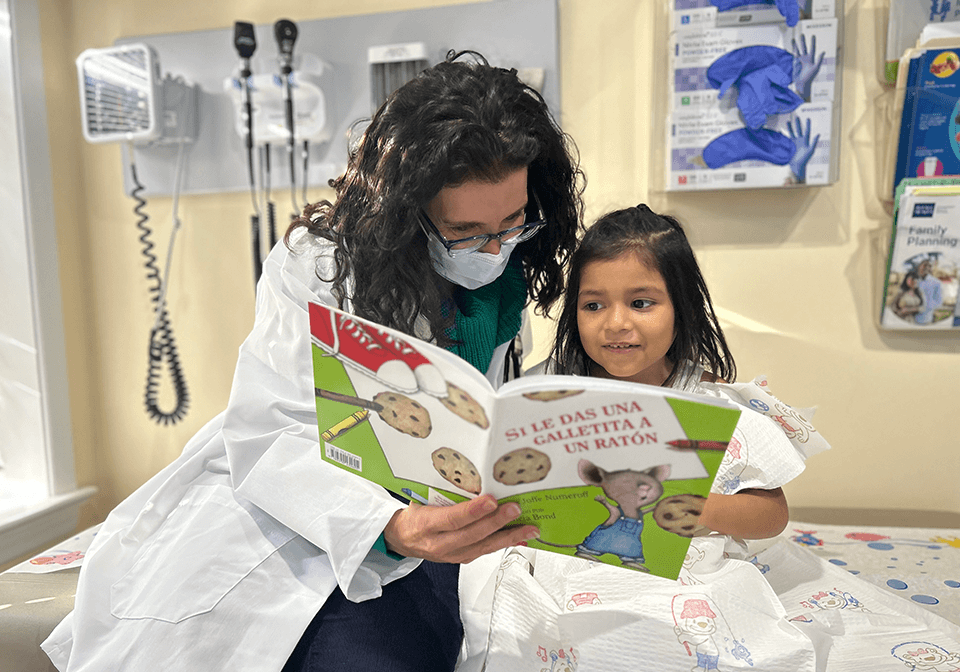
[573,458,671,572]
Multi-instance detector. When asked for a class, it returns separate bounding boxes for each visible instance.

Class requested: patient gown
[475,374,960,672]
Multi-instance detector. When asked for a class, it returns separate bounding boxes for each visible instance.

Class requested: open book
[309,301,741,579]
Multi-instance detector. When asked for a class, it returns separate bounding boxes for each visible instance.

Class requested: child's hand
[382,495,540,564]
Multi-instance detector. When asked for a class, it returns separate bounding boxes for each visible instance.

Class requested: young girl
[477,205,815,671]
[479,206,959,672]
[541,203,788,540]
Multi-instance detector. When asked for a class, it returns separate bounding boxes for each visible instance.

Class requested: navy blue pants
[282,561,462,672]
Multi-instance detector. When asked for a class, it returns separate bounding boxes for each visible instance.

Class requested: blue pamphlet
[892,47,960,198]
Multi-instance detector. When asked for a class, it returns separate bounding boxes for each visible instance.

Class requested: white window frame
[0,0,95,566]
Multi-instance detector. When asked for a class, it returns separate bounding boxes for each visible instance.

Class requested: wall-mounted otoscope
[234,22,257,176]
[233,20,263,286]
[274,18,299,226]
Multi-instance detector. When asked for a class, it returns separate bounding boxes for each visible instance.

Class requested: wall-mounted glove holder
[653,0,843,192]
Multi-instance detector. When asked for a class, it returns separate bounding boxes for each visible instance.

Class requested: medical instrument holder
[115,0,559,197]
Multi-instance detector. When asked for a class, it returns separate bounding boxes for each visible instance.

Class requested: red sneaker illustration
[367,327,448,397]
[309,303,418,393]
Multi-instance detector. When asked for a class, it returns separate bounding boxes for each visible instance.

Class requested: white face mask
[426,234,519,290]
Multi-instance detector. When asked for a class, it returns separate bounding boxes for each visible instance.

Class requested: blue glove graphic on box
[709,0,800,26]
[792,34,824,102]
[786,116,820,183]
[702,127,796,168]
[707,46,804,128]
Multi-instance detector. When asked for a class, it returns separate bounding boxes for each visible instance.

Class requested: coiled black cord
[267,200,277,251]
[131,164,190,425]
[251,212,263,285]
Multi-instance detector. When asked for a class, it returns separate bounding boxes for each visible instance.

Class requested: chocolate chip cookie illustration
[521,390,584,401]
[315,387,433,439]
[438,382,489,429]
[372,392,432,438]
[493,448,551,486]
[652,493,707,537]
[431,448,482,494]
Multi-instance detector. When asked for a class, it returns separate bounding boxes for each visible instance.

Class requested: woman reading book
[43,51,584,672]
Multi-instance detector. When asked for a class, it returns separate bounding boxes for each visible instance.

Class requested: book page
[310,301,497,504]
[487,375,741,579]
[488,375,734,497]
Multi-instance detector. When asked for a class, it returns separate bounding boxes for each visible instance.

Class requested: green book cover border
[313,343,736,578]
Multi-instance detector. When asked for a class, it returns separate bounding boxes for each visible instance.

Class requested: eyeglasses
[418,192,547,257]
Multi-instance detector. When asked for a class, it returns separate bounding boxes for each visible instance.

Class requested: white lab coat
[42,229,517,671]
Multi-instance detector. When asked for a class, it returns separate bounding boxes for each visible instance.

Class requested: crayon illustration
[321,409,370,442]
[316,387,432,438]
[667,440,729,451]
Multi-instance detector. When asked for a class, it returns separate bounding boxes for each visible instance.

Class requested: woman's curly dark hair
[552,205,736,387]
[286,50,584,344]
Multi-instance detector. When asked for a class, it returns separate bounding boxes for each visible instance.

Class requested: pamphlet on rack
[884,0,960,84]
[669,0,837,31]
[309,301,741,578]
[891,45,960,198]
[880,178,960,330]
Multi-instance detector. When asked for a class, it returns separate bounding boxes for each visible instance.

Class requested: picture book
[880,178,960,330]
[309,301,742,579]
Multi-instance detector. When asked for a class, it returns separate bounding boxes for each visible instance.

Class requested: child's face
[576,251,675,386]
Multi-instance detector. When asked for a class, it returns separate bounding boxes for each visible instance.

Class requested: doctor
[43,50,584,672]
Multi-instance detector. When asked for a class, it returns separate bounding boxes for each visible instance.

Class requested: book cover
[309,301,741,579]
[880,179,960,330]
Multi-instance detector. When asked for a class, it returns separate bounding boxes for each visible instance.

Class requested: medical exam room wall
[35,0,959,540]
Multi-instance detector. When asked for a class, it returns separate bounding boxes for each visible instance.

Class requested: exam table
[2,508,959,672]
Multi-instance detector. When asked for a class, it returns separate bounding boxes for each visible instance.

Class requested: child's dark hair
[552,204,736,387]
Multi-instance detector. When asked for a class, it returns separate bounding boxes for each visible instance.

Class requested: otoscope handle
[285,95,295,147]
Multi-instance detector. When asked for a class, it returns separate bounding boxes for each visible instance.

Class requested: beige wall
[38,0,959,535]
